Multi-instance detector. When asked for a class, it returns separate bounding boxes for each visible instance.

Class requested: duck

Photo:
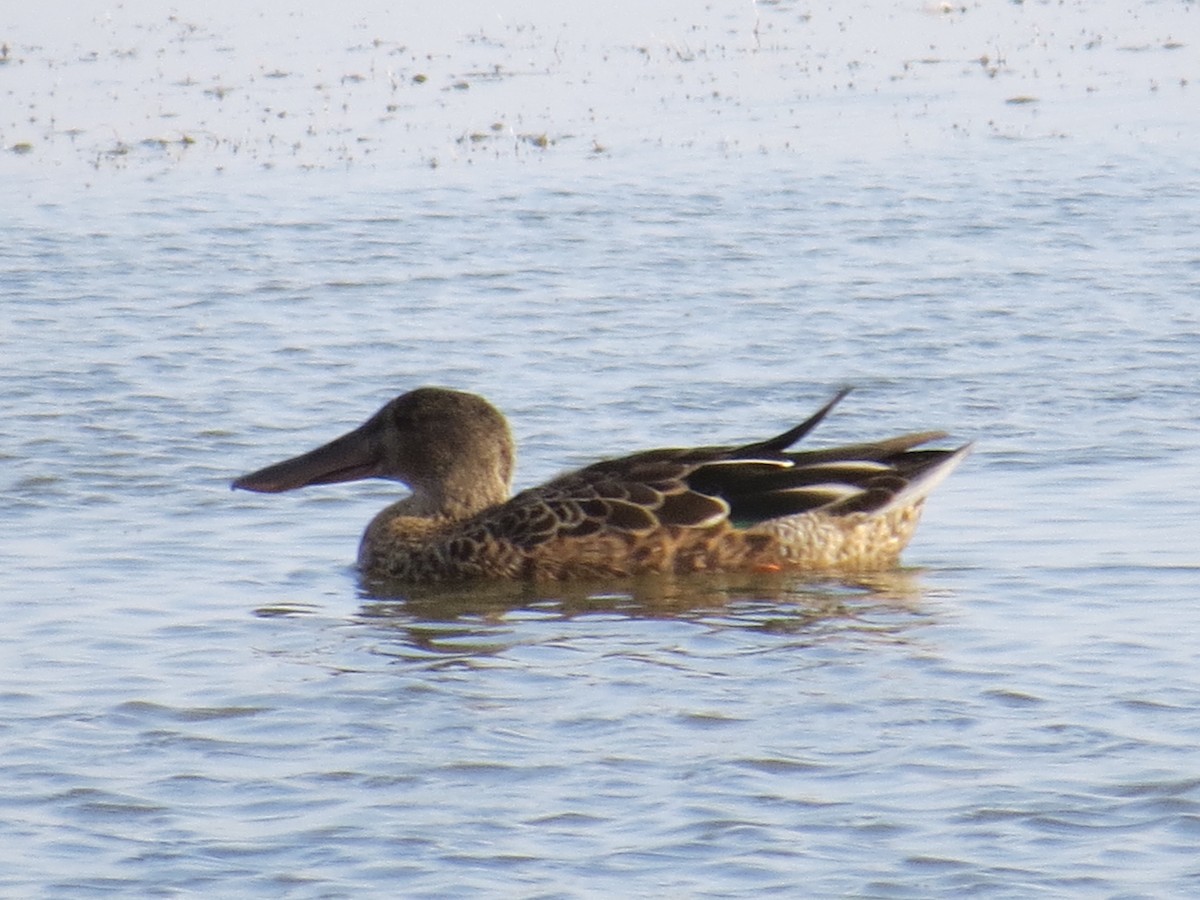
[232,387,970,582]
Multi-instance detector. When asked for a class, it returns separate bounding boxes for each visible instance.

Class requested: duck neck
[407,470,510,521]
[416,437,514,520]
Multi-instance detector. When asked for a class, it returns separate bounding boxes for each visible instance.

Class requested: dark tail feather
[691,441,972,526]
[786,431,949,466]
[737,387,853,456]
[829,442,973,515]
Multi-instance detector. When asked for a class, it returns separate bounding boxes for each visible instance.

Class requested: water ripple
[4,35,1200,893]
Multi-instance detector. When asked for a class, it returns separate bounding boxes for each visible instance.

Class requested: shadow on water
[350,569,940,659]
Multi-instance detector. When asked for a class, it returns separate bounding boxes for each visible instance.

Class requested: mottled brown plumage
[232,387,970,582]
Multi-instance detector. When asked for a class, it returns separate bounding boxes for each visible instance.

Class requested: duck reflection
[353,568,936,658]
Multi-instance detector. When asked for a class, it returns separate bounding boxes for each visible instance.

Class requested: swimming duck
[232,387,969,582]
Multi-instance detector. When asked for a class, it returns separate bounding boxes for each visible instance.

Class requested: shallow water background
[3,1,1199,896]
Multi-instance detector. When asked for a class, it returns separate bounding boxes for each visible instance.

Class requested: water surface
[3,1,1199,896]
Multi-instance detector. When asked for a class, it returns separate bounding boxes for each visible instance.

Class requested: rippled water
[4,1,1200,896]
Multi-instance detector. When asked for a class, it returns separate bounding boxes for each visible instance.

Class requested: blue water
[4,1,1200,896]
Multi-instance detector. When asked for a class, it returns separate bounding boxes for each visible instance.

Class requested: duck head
[232,387,515,519]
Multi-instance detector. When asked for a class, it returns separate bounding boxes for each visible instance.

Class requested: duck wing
[689,433,968,524]
[474,446,736,549]
[468,391,967,548]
